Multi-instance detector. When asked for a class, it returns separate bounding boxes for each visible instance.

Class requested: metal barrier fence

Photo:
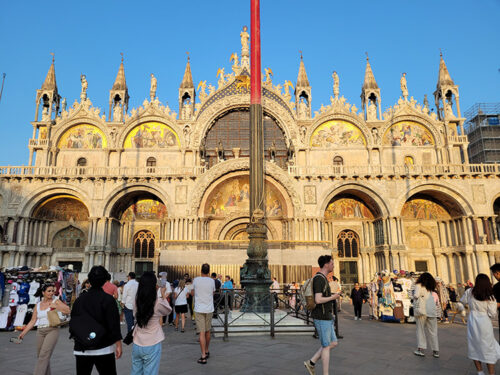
[212,288,315,340]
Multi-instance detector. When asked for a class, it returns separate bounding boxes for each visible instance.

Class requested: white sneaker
[354,317,358,320]
[358,317,362,320]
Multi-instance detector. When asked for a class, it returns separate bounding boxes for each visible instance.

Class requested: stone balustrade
[0,163,499,179]
[0,165,206,178]
[447,135,468,144]
[28,138,49,147]
[287,163,500,178]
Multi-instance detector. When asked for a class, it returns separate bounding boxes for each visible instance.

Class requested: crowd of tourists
[2,260,500,375]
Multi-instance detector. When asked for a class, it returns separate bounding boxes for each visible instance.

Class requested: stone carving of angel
[264,68,273,84]
[332,71,339,98]
[150,74,157,100]
[400,73,408,100]
[61,97,67,112]
[240,26,249,52]
[197,80,207,100]
[217,68,225,87]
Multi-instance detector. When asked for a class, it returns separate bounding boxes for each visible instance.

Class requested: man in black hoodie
[70,266,122,375]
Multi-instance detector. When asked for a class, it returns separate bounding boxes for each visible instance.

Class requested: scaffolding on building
[465,103,500,164]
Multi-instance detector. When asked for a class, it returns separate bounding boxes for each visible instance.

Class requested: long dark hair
[472,273,494,301]
[135,272,157,328]
[416,272,436,292]
[34,283,55,298]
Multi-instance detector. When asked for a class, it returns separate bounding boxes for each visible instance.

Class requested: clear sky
[0,0,499,165]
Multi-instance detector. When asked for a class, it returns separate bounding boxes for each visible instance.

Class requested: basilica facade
[1,29,499,285]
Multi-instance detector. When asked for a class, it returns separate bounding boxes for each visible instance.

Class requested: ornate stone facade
[1,33,499,285]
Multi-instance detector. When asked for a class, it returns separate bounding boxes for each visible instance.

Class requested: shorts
[175,305,188,314]
[314,319,337,347]
[195,312,212,333]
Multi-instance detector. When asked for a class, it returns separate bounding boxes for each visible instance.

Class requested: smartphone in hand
[10,337,22,344]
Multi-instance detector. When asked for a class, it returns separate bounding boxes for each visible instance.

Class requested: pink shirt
[102,281,118,297]
[133,298,172,346]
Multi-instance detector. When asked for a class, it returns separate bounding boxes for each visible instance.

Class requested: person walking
[461,273,500,375]
[490,263,500,342]
[350,282,365,320]
[18,283,70,375]
[131,271,172,375]
[122,272,139,332]
[270,277,280,309]
[192,263,215,364]
[174,279,189,332]
[304,255,341,375]
[413,272,440,358]
[70,266,122,375]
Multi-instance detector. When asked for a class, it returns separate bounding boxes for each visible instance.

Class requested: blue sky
[0,0,499,165]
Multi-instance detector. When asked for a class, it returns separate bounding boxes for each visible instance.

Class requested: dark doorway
[339,261,358,285]
[135,261,154,276]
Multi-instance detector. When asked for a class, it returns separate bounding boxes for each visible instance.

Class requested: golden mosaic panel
[58,124,107,149]
[325,197,374,220]
[383,121,434,146]
[401,198,450,220]
[124,122,180,149]
[121,199,168,221]
[311,120,366,147]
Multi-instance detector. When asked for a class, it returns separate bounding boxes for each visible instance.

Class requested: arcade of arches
[3,43,500,285]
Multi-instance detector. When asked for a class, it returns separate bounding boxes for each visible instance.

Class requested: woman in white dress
[460,273,500,375]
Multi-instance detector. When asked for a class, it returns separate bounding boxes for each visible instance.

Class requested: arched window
[333,156,344,166]
[203,109,288,169]
[133,230,155,258]
[146,157,156,173]
[77,158,87,167]
[337,230,359,258]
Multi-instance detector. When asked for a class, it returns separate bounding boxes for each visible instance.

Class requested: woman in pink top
[132,272,172,375]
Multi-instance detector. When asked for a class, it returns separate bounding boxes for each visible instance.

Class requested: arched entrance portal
[133,230,155,275]
[110,191,167,274]
[337,230,360,284]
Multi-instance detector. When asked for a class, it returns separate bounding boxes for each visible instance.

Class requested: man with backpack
[304,255,341,375]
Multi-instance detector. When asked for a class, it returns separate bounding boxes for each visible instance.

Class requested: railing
[1,163,500,179]
[0,165,206,177]
[212,288,316,339]
[447,135,468,144]
[287,163,500,177]
[28,139,49,147]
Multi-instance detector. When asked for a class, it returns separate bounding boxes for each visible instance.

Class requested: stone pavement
[0,309,498,375]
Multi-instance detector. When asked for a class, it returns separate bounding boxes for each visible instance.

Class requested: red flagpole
[250,0,261,104]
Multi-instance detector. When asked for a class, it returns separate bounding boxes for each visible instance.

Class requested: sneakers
[414,349,425,357]
[304,361,315,375]
[433,351,440,358]
[358,317,362,321]
[354,317,358,321]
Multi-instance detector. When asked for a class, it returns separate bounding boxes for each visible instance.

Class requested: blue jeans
[123,307,134,332]
[131,342,162,375]
[314,319,337,347]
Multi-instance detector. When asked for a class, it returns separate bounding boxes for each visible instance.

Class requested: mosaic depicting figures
[324,197,374,220]
[310,120,366,148]
[124,122,179,149]
[383,121,434,147]
[401,199,450,220]
[33,196,89,221]
[58,124,106,149]
[205,176,286,217]
[121,199,167,221]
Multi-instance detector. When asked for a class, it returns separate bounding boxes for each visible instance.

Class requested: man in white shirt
[192,263,215,364]
[120,272,138,332]
[270,277,280,308]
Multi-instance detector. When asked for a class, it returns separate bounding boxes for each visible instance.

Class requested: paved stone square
[0,309,497,374]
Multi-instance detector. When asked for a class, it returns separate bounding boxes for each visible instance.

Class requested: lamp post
[240,0,272,312]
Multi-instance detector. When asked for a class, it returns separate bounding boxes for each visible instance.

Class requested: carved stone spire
[35,53,60,122]
[180,55,194,89]
[361,54,381,121]
[112,54,128,91]
[109,53,129,122]
[436,52,455,89]
[179,53,196,120]
[433,51,461,120]
[294,52,312,119]
[296,53,310,88]
[41,54,58,91]
[362,56,379,90]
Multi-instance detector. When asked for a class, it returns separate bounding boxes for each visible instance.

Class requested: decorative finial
[439,48,442,57]
[299,50,303,60]
[120,52,124,62]
[365,52,369,61]
[186,51,190,62]
[50,52,55,63]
